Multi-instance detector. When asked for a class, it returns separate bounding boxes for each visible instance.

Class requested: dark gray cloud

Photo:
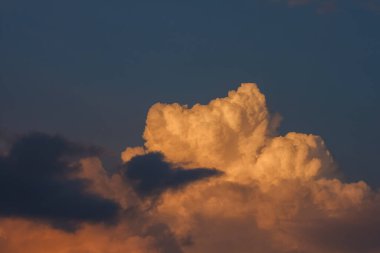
[144,223,184,253]
[0,132,120,231]
[123,206,187,253]
[124,152,222,198]
[366,0,380,12]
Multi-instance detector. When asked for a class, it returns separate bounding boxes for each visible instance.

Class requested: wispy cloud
[278,0,380,14]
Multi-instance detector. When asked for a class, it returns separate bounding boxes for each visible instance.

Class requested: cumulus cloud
[142,83,273,181]
[141,83,336,184]
[132,83,380,252]
[1,83,380,253]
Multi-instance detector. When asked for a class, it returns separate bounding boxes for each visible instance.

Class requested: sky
[1,0,380,183]
[1,0,380,186]
[1,1,380,252]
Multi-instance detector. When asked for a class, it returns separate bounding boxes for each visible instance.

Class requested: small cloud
[275,0,380,13]
[124,152,223,198]
[366,0,380,12]
[288,0,313,6]
[316,1,337,14]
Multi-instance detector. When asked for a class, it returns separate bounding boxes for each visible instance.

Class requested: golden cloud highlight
[1,83,380,253]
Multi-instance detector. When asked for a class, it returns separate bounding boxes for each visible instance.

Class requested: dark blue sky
[1,0,379,186]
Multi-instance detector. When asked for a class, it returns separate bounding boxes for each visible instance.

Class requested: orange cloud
[0,218,158,253]
[2,83,380,253]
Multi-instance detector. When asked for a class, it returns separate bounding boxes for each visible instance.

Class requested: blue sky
[1,0,379,185]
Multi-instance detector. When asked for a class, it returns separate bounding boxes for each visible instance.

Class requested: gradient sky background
[1,0,379,186]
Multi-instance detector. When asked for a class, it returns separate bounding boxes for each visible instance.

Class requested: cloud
[0,218,159,253]
[1,83,380,252]
[285,0,338,14]
[143,223,184,253]
[366,0,380,12]
[0,132,120,231]
[142,83,273,180]
[124,152,222,198]
[142,83,336,184]
[130,83,380,252]
[316,1,337,14]
[288,0,313,6]
[276,0,380,14]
